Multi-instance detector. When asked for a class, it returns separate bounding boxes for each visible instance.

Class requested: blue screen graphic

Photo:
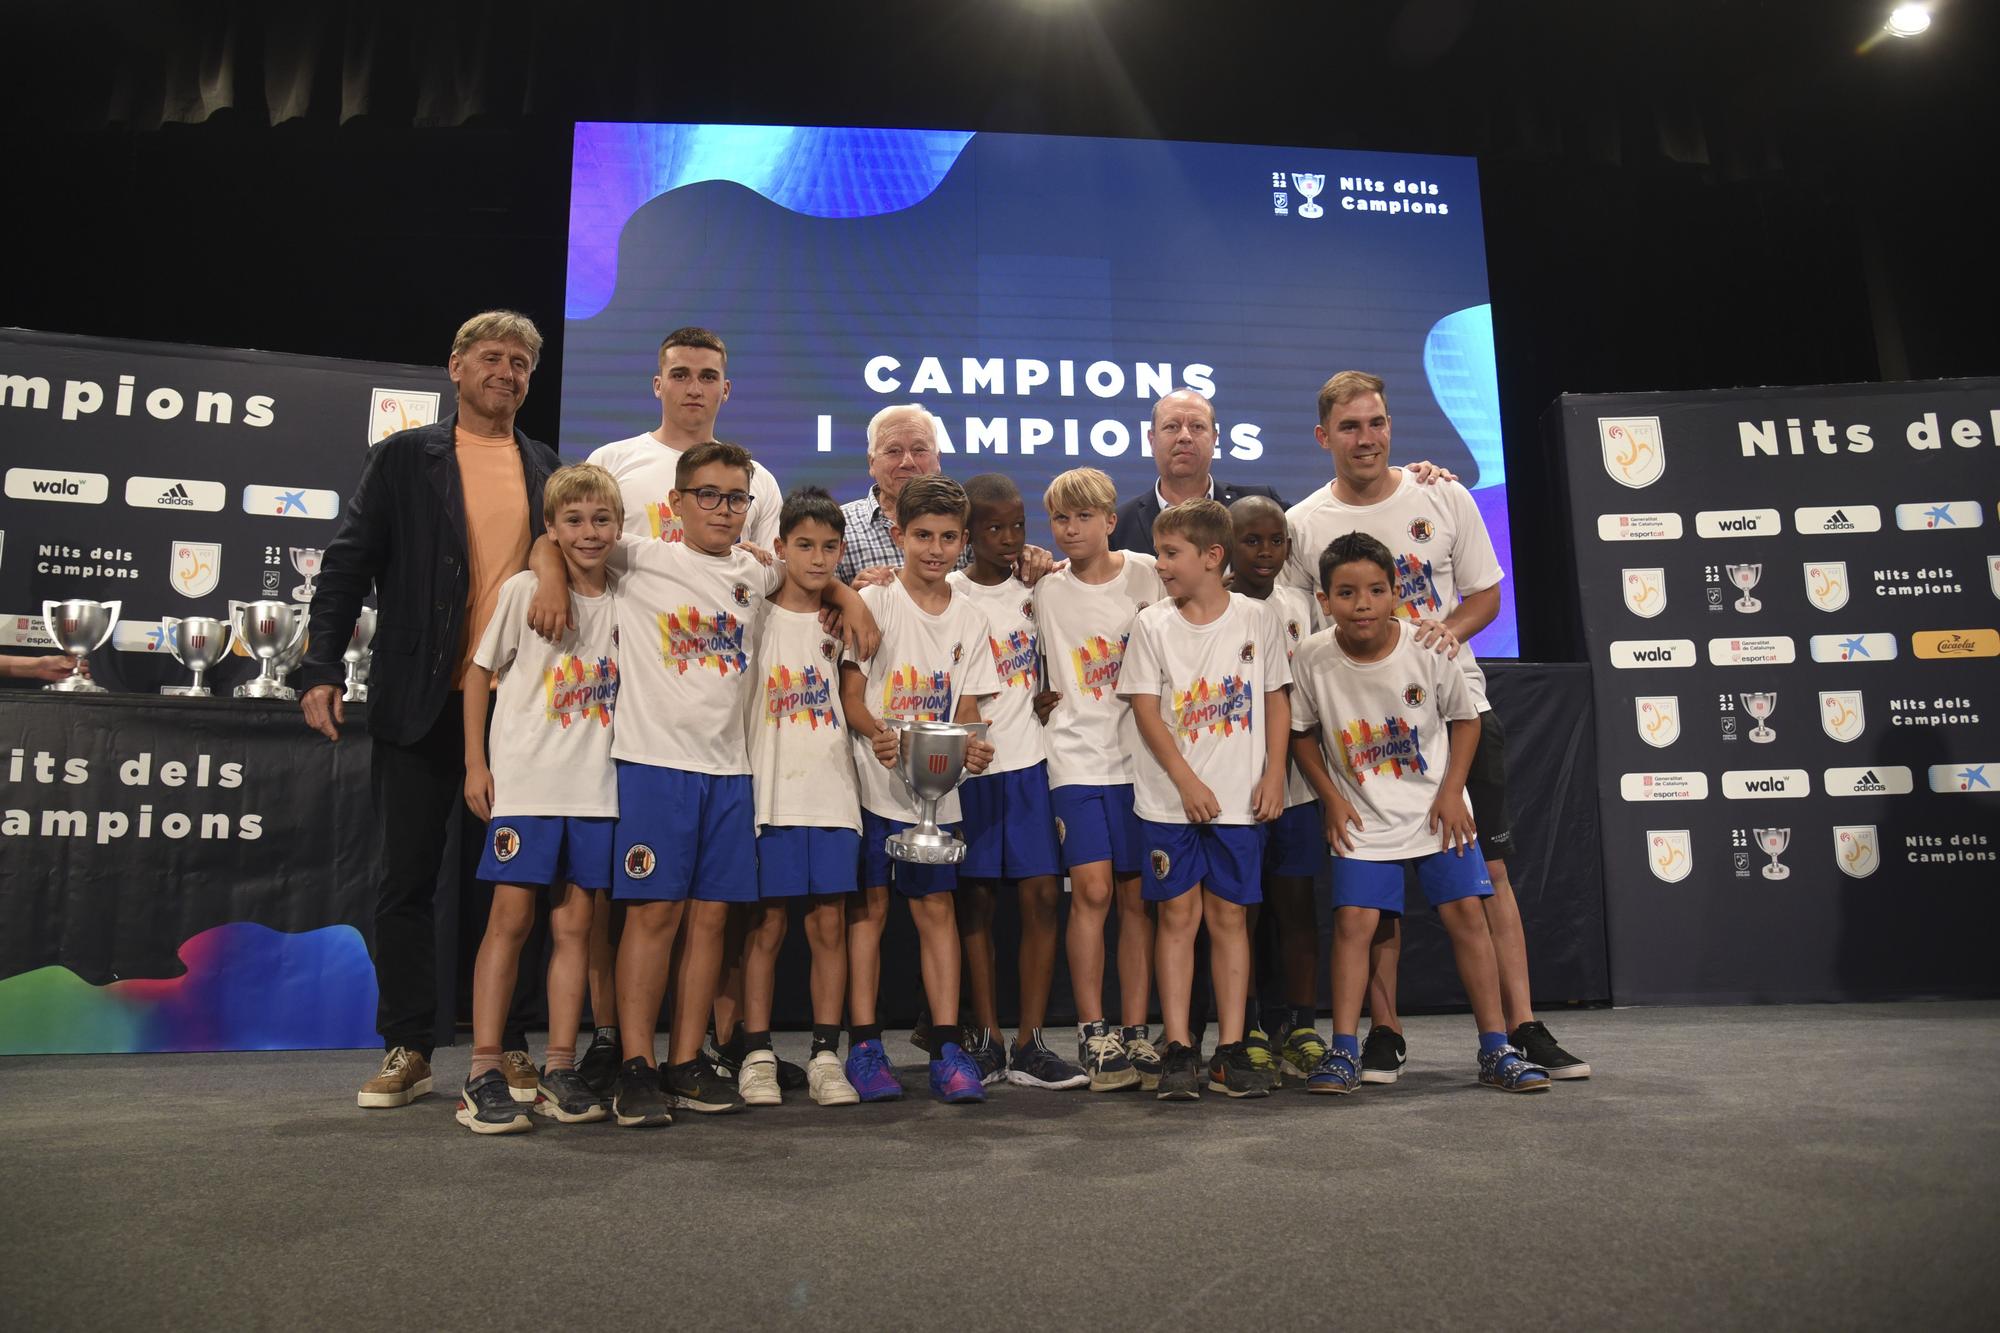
[562,122,1516,657]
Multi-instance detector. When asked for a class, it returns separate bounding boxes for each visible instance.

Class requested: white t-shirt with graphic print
[745,603,862,833]
[946,570,1047,777]
[1247,583,1322,809]
[587,433,783,550]
[1030,552,1165,789]
[474,570,620,818]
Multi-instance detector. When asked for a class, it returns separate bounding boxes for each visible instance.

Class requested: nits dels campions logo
[1598,417,1664,489]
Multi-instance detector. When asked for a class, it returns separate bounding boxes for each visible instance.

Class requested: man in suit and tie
[1110,389,1283,555]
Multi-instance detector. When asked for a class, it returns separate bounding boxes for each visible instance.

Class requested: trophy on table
[1725,562,1763,613]
[343,606,378,702]
[160,615,234,697]
[290,547,324,602]
[38,599,119,692]
[882,718,991,864]
[230,599,310,699]
[1754,827,1792,880]
[1740,691,1778,744]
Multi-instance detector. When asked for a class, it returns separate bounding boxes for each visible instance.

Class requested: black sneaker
[703,1031,742,1080]
[1156,1041,1202,1102]
[776,1057,808,1092]
[1360,1026,1407,1085]
[1510,1021,1591,1080]
[577,1028,621,1097]
[535,1066,610,1124]
[665,1058,747,1114]
[455,1069,533,1135]
[612,1058,673,1128]
[1206,1041,1272,1098]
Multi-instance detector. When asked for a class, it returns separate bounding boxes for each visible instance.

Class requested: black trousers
[369,694,535,1058]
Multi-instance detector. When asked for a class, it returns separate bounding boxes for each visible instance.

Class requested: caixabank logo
[242,485,340,520]
[1895,501,1982,531]
[1926,764,1994,794]
[1809,632,1897,663]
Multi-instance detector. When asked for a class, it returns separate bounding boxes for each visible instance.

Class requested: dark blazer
[1109,478,1285,557]
[297,414,560,746]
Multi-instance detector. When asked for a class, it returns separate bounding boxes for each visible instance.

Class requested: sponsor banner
[1,614,60,648]
[241,485,341,520]
[5,467,109,505]
[1556,376,2000,1003]
[124,476,227,513]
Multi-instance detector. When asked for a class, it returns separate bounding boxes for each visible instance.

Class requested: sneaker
[1206,1041,1272,1099]
[612,1057,674,1128]
[1479,1043,1552,1093]
[1122,1026,1163,1092]
[356,1047,432,1108]
[665,1057,748,1114]
[808,1050,860,1106]
[703,1034,742,1081]
[1279,1024,1330,1082]
[456,1069,533,1134]
[962,1029,1008,1086]
[737,1049,782,1106]
[1360,1026,1407,1085]
[1243,1028,1282,1091]
[844,1039,904,1103]
[1078,1020,1139,1092]
[501,1049,540,1104]
[1155,1041,1202,1101]
[535,1066,610,1124]
[576,1028,621,1098]
[1306,1045,1361,1095]
[777,1057,808,1092]
[1510,1020,1592,1080]
[1006,1031,1090,1090]
[929,1042,987,1103]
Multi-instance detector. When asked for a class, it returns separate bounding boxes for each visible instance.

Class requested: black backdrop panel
[1553,379,2000,1004]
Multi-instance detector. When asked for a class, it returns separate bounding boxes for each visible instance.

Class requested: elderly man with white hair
[835,404,953,585]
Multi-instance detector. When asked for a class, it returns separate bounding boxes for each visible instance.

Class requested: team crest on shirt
[1408,518,1435,543]
[951,641,964,665]
[820,637,838,660]
[1021,599,1035,621]
[1150,849,1171,881]
[1402,684,1426,709]
[492,827,520,862]
[1285,619,1302,645]
[1054,817,1066,845]
[1239,640,1256,663]
[624,845,656,879]
[732,582,752,608]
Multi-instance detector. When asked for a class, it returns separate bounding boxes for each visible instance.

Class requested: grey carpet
[4,1003,1997,1331]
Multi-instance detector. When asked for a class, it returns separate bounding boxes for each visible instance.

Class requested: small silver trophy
[343,607,378,702]
[161,615,234,697]
[39,599,119,692]
[1740,691,1777,744]
[1726,563,1763,613]
[1755,827,1792,881]
[883,719,990,864]
[290,546,324,602]
[230,599,310,699]
[1291,172,1327,219]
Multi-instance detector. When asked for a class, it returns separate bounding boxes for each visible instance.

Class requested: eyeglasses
[876,445,936,463]
[690,487,754,513]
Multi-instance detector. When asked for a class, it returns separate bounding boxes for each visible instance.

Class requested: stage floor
[4,1002,1996,1330]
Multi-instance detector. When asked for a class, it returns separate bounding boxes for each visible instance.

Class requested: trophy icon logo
[1740,691,1777,744]
[1290,173,1326,219]
[882,719,990,864]
[1725,563,1763,613]
[1754,827,1791,880]
[290,547,324,602]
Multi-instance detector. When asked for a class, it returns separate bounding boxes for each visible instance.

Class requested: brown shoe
[501,1049,540,1104]
[357,1047,433,1108]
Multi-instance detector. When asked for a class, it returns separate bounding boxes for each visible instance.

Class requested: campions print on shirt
[990,628,1038,690]
[1070,634,1127,699]
[1392,553,1443,618]
[1171,675,1254,744]
[882,665,952,721]
[765,663,840,730]
[645,500,685,543]
[545,654,618,728]
[659,605,748,674]
[1338,715,1427,783]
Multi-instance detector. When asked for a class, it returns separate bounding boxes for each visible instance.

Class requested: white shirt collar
[1155,476,1217,510]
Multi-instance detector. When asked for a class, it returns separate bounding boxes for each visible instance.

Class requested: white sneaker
[808,1050,860,1106]
[738,1049,783,1106]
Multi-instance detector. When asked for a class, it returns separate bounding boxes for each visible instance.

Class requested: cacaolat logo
[1598,417,1663,489]
[1912,629,2000,660]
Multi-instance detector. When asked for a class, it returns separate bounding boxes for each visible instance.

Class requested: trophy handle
[161,617,183,664]
[215,618,237,659]
[282,606,310,655]
[93,601,121,651]
[40,600,57,642]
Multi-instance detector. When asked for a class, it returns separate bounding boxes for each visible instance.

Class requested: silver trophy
[1291,172,1327,219]
[343,606,378,702]
[161,615,234,697]
[38,599,119,692]
[1726,562,1763,613]
[1755,827,1791,880]
[1741,691,1777,744]
[290,547,324,602]
[883,719,990,864]
[230,599,310,699]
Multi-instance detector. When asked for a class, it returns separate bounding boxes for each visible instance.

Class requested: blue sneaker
[1479,1043,1551,1093]
[844,1039,904,1103]
[455,1069,533,1134]
[962,1029,1007,1086]
[929,1042,987,1103]
[1006,1030,1090,1090]
[1078,1019,1139,1092]
[1306,1045,1361,1095]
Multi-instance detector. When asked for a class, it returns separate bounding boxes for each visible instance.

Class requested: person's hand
[841,602,881,661]
[1015,545,1057,586]
[1252,772,1285,822]
[1323,794,1363,856]
[818,606,846,642]
[1175,775,1221,824]
[528,580,572,643]
[1033,689,1061,725]
[965,737,995,774]
[870,726,901,769]
[852,565,898,590]
[1411,617,1461,659]
[16,653,84,682]
[301,684,345,742]
[464,764,494,821]
[736,541,774,567]
[1406,460,1459,486]
[1429,791,1478,856]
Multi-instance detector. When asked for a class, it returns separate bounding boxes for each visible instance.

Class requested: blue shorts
[1264,801,1325,877]
[756,826,861,899]
[1050,783,1145,875]
[960,763,1061,881]
[612,762,757,903]
[476,815,615,890]
[860,810,961,898]
[1137,819,1267,906]
[1330,845,1493,915]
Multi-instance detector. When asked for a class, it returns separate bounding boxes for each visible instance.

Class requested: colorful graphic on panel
[660,606,748,674]
[546,655,619,727]
[1070,634,1127,699]
[991,629,1038,690]
[765,663,840,729]
[882,665,952,721]
[1170,675,1254,744]
[1338,715,1427,784]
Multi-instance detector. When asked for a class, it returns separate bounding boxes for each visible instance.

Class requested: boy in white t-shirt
[839,476,999,1105]
[1032,467,1166,1092]
[1121,498,1292,1102]
[943,474,1088,1092]
[1288,531,1549,1095]
[457,464,624,1134]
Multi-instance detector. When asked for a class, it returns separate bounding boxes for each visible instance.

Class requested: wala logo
[1635,695,1680,748]
[5,467,109,505]
[1809,632,1898,663]
[1599,417,1664,489]
[1926,764,1994,794]
[1793,505,1882,535]
[1895,501,1982,531]
[1610,638,1696,669]
[1824,766,1914,796]
[1707,636,1797,667]
[124,475,226,512]
[1619,772,1709,802]
[1595,512,1683,542]
[1721,769,1811,799]
[1833,825,1880,879]
[1819,690,1865,743]
[1647,830,1692,883]
[1622,568,1666,618]
[1803,562,1848,613]
[1695,509,1782,539]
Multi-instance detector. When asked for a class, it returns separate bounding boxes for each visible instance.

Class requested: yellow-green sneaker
[1243,1028,1282,1092]
[1278,1024,1330,1081]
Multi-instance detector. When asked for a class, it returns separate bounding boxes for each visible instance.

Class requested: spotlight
[1884,4,1932,38]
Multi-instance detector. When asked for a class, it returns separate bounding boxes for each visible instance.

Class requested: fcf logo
[1622,568,1666,618]
[1819,690,1865,743]
[1833,825,1879,879]
[1635,695,1680,748]
[1803,561,1848,613]
[1647,829,1691,883]
[1599,417,1664,489]
[170,541,220,598]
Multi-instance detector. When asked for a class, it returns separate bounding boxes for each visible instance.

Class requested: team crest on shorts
[1408,518,1435,543]
[732,582,751,608]
[1403,684,1426,708]
[820,637,837,660]
[492,826,520,862]
[1054,817,1066,844]
[1239,640,1255,663]
[624,844,657,880]
[1150,849,1171,881]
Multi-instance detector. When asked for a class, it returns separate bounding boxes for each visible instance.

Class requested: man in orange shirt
[300,310,562,1110]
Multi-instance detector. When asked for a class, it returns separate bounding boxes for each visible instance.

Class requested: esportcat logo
[1618,772,1709,801]
[1596,512,1683,542]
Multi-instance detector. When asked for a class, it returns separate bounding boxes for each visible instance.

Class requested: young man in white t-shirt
[458,465,624,1133]
[1288,531,1550,1095]
[1032,467,1167,1092]
[1282,370,1589,1083]
[839,476,1000,1105]
[1122,498,1292,1102]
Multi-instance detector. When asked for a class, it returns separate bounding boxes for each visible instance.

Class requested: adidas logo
[156,482,194,507]
[1852,769,1887,792]
[1820,509,1855,531]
